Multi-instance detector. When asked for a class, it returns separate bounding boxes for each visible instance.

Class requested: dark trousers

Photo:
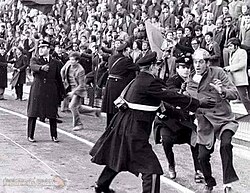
[28,117,57,139]
[198,130,239,187]
[15,83,23,99]
[97,166,160,193]
[161,134,201,172]
[236,86,250,113]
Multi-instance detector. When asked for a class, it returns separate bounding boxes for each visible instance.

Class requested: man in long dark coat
[27,40,65,143]
[0,45,8,100]
[90,52,215,193]
[101,43,139,127]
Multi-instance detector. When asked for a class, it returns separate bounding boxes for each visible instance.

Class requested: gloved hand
[199,97,216,108]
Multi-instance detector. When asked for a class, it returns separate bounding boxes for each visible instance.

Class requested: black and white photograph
[0,0,250,192]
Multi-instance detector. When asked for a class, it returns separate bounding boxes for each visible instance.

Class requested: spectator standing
[0,45,8,100]
[10,46,29,101]
[224,37,250,114]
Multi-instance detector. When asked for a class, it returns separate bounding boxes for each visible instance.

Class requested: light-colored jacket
[60,61,86,98]
[239,25,250,47]
[186,67,238,149]
[228,47,248,86]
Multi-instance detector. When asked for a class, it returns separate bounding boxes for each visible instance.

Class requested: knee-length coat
[27,56,65,118]
[0,53,8,88]
[13,55,29,84]
[186,67,239,149]
[101,53,139,114]
[90,72,200,176]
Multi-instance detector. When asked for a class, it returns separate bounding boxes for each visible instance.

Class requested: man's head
[224,16,232,27]
[117,42,131,57]
[176,56,192,79]
[194,25,202,37]
[191,38,200,50]
[142,41,150,51]
[68,51,80,66]
[227,37,241,53]
[204,32,213,44]
[38,40,50,57]
[192,49,210,75]
[136,51,158,73]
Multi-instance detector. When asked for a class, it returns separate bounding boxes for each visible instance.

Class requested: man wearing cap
[101,42,139,127]
[224,37,250,114]
[27,40,65,143]
[90,52,215,193]
[186,49,239,193]
[154,56,203,182]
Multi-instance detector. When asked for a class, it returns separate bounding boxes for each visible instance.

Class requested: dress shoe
[52,137,59,143]
[56,119,63,123]
[203,185,213,193]
[194,170,204,183]
[0,98,7,100]
[94,184,115,193]
[224,186,232,193]
[169,166,176,179]
[28,137,36,142]
[73,125,84,131]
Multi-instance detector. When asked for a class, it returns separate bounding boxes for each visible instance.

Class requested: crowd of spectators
[0,0,250,107]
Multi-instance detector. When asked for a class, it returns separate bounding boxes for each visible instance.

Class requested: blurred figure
[0,45,8,100]
[10,47,29,101]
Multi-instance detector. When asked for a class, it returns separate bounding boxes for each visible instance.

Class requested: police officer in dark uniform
[27,40,65,142]
[90,52,215,193]
[101,42,139,127]
[154,56,204,182]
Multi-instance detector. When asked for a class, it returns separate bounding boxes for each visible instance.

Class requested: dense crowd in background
[0,0,250,106]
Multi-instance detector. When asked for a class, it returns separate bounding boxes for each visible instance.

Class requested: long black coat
[27,56,65,119]
[13,55,29,84]
[0,53,8,88]
[90,72,200,176]
[101,53,139,114]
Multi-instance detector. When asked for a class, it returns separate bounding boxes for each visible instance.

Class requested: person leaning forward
[153,56,204,182]
[90,52,216,193]
[186,49,239,193]
[27,40,65,143]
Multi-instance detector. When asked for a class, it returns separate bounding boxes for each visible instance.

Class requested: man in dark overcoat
[27,40,65,143]
[154,56,203,182]
[0,45,8,100]
[101,42,139,127]
[11,46,29,101]
[90,52,215,193]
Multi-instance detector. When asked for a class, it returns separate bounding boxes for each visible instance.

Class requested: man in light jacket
[224,37,250,114]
